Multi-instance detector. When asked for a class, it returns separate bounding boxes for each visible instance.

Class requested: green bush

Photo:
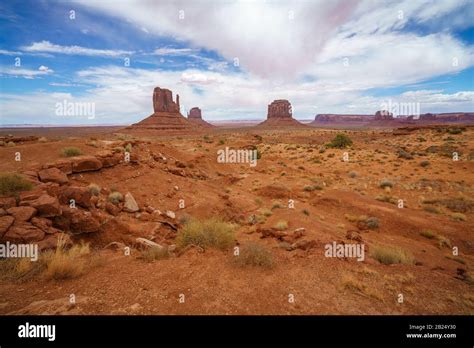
[108,191,123,205]
[326,134,353,149]
[62,147,82,157]
[0,173,33,196]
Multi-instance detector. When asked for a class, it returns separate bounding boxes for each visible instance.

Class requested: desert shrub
[379,179,393,189]
[125,143,132,153]
[38,137,48,143]
[375,195,397,204]
[419,160,430,167]
[442,198,473,213]
[44,240,90,280]
[176,218,236,250]
[0,173,33,196]
[447,128,463,135]
[271,203,282,210]
[218,139,225,145]
[326,133,353,149]
[365,217,379,229]
[420,230,436,239]
[62,147,82,157]
[108,191,123,205]
[397,149,413,159]
[340,273,383,300]
[304,185,323,192]
[423,206,441,214]
[88,183,101,196]
[349,171,358,178]
[139,246,170,262]
[318,146,326,153]
[274,220,288,231]
[451,212,467,221]
[302,209,310,216]
[437,235,451,249]
[234,242,273,268]
[261,209,273,217]
[370,245,414,265]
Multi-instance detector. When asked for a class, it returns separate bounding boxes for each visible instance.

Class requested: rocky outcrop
[267,99,292,118]
[130,87,197,132]
[374,110,394,120]
[38,167,69,185]
[153,87,180,113]
[258,99,306,128]
[311,114,373,125]
[188,107,202,119]
[187,107,214,128]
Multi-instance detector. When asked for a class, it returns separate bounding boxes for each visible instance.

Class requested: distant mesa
[129,87,196,131]
[258,99,306,127]
[187,107,214,128]
[374,110,394,120]
[311,111,474,126]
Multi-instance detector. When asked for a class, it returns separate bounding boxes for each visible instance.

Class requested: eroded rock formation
[187,107,214,127]
[258,99,305,127]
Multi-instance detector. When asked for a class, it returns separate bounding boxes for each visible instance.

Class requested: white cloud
[0,66,53,79]
[21,40,133,57]
[152,47,195,56]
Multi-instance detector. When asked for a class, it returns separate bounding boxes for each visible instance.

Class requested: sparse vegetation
[139,246,170,262]
[420,230,436,239]
[88,183,101,196]
[419,160,430,167]
[108,191,123,205]
[44,240,91,280]
[326,133,353,149]
[176,218,236,250]
[62,147,82,157]
[234,242,273,268]
[379,179,393,189]
[0,173,33,196]
[451,212,467,221]
[370,245,414,265]
[274,220,288,231]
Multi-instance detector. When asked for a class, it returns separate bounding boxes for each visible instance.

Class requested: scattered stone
[6,206,37,222]
[38,167,69,185]
[56,206,100,234]
[21,194,61,217]
[123,192,139,213]
[135,237,165,250]
[71,156,103,173]
[165,210,176,219]
[0,215,15,238]
[0,197,17,210]
[59,186,92,208]
[105,201,121,216]
[3,222,45,243]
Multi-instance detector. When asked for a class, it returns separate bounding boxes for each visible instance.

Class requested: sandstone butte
[128,87,196,132]
[257,99,307,128]
[187,107,215,128]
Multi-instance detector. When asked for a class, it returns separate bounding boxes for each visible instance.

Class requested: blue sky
[0,0,473,125]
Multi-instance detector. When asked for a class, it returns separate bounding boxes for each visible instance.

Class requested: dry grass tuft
[176,218,236,250]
